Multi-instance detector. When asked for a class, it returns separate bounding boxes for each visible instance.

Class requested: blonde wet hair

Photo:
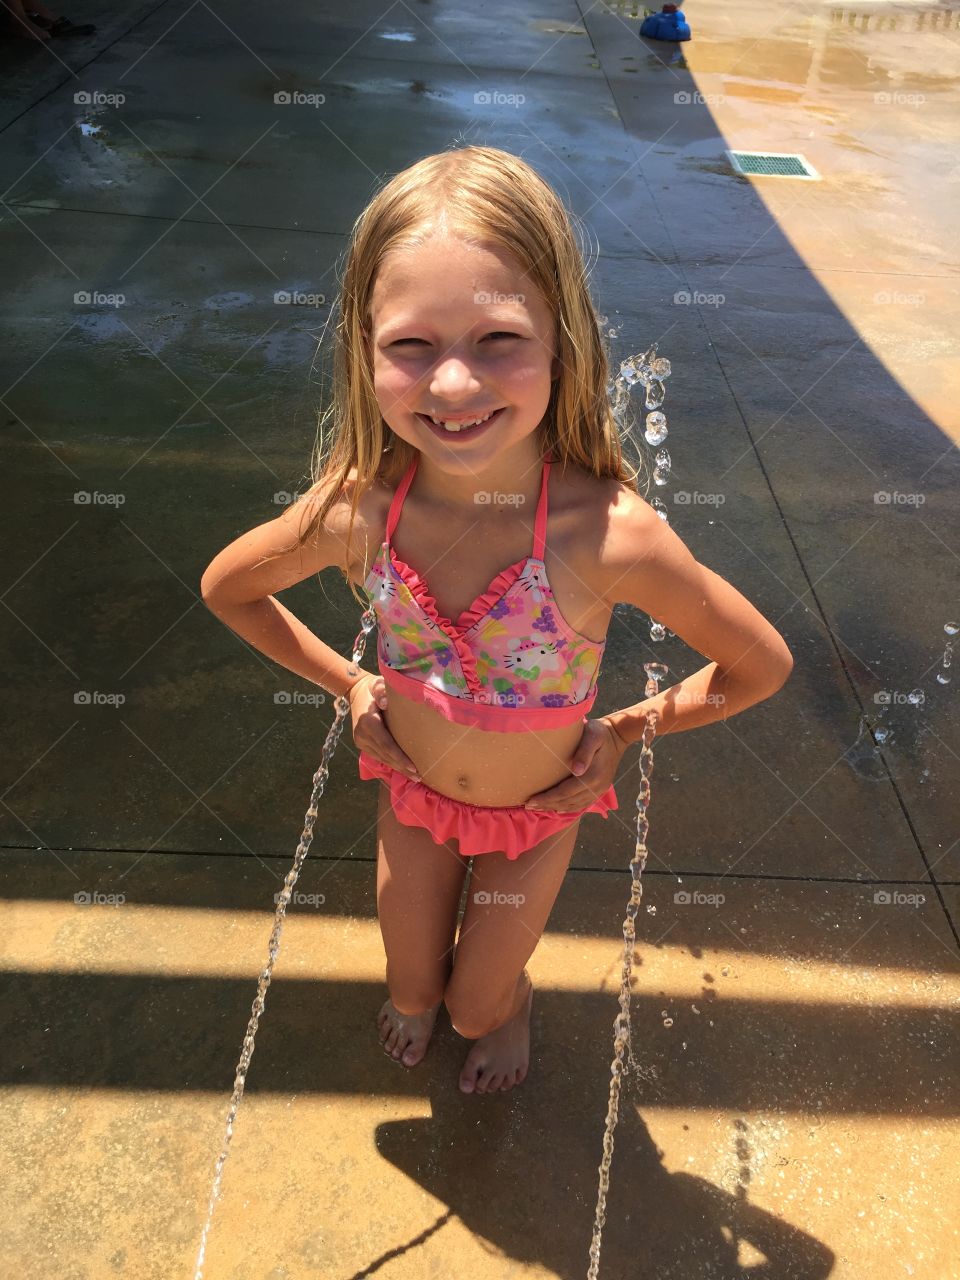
[288,143,645,608]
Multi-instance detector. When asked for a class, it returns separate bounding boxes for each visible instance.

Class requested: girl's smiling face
[363,231,561,466]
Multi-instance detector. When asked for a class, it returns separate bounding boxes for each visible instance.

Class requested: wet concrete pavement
[1,1,958,1277]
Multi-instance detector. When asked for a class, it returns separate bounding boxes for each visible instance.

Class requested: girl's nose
[430,354,481,395]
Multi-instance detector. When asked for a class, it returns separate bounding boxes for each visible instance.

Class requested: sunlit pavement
[1,1,958,1276]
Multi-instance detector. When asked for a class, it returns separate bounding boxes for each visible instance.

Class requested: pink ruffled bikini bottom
[358,749,619,860]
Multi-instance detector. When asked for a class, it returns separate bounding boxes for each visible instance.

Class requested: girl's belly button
[386,700,580,802]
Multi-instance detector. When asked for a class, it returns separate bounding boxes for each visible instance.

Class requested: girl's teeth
[429,409,497,431]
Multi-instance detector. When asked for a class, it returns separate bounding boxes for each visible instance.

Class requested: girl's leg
[375,781,470,1066]
[444,818,582,1093]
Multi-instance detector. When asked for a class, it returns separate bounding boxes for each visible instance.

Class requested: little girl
[200,145,793,1098]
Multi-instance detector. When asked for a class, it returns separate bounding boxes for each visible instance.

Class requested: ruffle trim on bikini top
[386,544,529,635]
[385,544,537,700]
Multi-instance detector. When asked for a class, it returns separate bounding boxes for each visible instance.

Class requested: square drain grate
[725,150,820,180]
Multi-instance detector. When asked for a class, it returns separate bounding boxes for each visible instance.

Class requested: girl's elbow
[200,564,231,611]
[199,567,219,604]
[764,638,794,692]
[773,659,794,694]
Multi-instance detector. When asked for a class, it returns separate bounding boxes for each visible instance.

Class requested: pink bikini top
[362,452,607,733]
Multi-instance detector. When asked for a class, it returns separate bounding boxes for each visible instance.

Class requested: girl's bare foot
[458,971,533,1095]
[377,996,440,1068]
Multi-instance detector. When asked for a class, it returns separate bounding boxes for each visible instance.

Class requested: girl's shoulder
[338,459,399,587]
[551,460,648,543]
[552,463,679,605]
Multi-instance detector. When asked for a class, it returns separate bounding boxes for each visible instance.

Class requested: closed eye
[389,332,521,347]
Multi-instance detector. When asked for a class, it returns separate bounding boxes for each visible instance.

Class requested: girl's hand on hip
[522,717,629,812]
[347,674,422,780]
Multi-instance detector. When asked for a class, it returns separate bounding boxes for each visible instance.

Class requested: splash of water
[587,660,669,1280]
[607,344,673,643]
[192,609,377,1280]
[608,344,672,506]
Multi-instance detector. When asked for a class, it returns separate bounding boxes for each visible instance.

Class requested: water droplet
[663,1017,673,1028]
[907,689,924,706]
[872,726,890,744]
[644,411,668,446]
[646,903,657,914]
[651,497,669,522]
[649,621,666,642]
[651,357,671,379]
[937,634,953,683]
[945,622,958,636]
[644,379,666,411]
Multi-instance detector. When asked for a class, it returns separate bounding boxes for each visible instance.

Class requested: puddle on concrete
[72,313,130,344]
[529,20,588,36]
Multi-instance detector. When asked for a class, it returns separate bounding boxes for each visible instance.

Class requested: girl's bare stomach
[383,688,587,808]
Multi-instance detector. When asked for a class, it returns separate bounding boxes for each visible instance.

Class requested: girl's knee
[443,999,491,1041]
[443,975,513,1040]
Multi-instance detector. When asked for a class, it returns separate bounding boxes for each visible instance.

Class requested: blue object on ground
[640,6,692,42]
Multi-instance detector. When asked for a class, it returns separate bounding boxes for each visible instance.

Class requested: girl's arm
[199,480,369,701]
[598,489,794,745]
